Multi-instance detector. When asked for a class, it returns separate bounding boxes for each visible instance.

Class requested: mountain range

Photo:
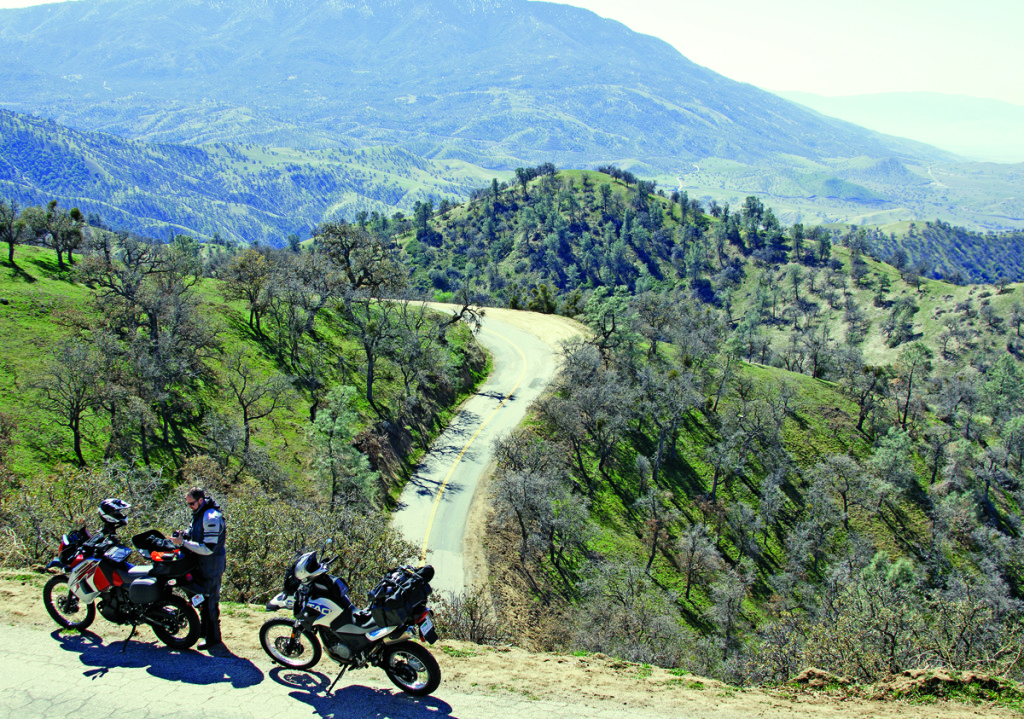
[1,0,1022,236]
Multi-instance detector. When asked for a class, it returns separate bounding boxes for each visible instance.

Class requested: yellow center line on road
[419,327,528,563]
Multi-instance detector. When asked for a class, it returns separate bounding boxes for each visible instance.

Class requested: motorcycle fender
[372,626,405,642]
[46,558,61,569]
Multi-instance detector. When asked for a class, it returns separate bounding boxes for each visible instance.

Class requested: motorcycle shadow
[268,666,458,719]
[49,628,264,689]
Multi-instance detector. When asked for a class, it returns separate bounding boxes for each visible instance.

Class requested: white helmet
[293,551,326,582]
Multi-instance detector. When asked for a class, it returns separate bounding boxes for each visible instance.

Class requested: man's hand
[171,532,184,547]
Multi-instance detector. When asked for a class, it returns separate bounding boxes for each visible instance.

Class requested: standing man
[172,487,227,651]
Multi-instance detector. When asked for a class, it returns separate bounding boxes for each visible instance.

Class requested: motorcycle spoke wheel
[260,617,322,670]
[382,642,441,697]
[43,574,96,630]
[148,595,201,650]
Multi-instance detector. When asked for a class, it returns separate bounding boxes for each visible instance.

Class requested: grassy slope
[0,244,481,486]
[434,171,1023,630]
[0,246,309,477]
[0,249,98,476]
[729,243,1023,367]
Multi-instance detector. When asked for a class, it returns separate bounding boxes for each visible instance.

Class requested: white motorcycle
[260,540,441,697]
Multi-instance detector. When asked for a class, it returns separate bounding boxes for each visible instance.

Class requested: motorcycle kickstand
[121,624,138,652]
[326,665,349,696]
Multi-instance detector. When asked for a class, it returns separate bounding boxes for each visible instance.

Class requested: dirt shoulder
[4,572,1019,718]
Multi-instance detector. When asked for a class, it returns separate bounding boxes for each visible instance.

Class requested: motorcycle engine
[98,587,132,623]
[324,630,369,660]
[98,597,122,623]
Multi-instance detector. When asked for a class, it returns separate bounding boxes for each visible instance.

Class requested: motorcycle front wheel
[260,617,322,670]
[147,594,201,649]
[381,642,441,696]
[43,574,96,630]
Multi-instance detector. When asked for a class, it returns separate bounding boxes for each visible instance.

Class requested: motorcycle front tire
[260,617,322,670]
[43,574,96,630]
[381,641,441,697]
[147,594,201,650]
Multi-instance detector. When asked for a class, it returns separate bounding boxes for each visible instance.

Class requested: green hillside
[393,167,1024,685]
[0,110,500,245]
[0,234,487,600]
[2,170,1023,692]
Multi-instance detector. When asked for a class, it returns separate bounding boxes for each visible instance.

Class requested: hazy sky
[1,0,1020,106]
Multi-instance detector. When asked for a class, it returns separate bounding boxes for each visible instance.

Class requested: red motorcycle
[43,498,203,651]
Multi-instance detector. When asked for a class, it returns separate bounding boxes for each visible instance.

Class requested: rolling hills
[2,0,1022,232]
[0,109,498,244]
[2,168,1023,689]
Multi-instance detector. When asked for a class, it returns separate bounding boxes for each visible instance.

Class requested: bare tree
[705,559,755,655]
[634,456,680,573]
[634,365,698,484]
[678,522,722,602]
[807,454,866,531]
[224,350,293,453]
[572,559,692,666]
[891,342,933,430]
[22,200,85,270]
[221,248,272,333]
[315,221,406,294]
[33,340,103,466]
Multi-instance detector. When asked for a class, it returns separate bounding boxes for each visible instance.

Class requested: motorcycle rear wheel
[43,574,96,630]
[148,594,201,650]
[381,642,441,696]
[260,617,322,670]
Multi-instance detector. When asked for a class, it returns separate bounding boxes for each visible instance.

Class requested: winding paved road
[390,307,583,594]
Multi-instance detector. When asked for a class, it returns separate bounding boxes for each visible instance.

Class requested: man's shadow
[268,666,457,719]
[51,628,263,689]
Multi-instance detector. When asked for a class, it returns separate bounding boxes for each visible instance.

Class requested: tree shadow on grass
[1,260,38,284]
[26,254,69,279]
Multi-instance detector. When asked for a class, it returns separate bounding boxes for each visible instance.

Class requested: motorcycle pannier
[368,570,432,627]
[128,577,161,604]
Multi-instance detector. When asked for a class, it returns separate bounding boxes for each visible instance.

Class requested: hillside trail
[391,306,586,595]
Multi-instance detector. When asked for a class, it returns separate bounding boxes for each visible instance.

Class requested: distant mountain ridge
[0,0,943,167]
[0,109,495,243]
[1,0,1022,233]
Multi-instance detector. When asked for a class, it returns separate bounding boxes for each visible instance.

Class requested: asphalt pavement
[390,311,564,594]
[0,624,686,719]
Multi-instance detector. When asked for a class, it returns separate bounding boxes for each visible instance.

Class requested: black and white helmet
[293,551,326,582]
[98,498,131,527]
